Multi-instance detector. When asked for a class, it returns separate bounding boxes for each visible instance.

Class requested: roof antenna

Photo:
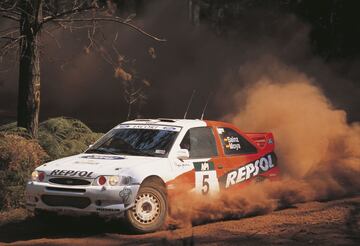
[200,92,212,120]
[184,89,196,119]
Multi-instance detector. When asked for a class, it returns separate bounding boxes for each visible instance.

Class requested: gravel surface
[0,195,359,246]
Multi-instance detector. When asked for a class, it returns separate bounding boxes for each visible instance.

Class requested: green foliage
[38,117,103,160]
[0,117,103,160]
[0,117,103,211]
[0,134,48,210]
[0,122,31,139]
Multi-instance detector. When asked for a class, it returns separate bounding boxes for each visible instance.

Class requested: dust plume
[168,59,360,228]
[227,59,360,183]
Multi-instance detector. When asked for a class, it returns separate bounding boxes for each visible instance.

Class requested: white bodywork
[26,119,207,216]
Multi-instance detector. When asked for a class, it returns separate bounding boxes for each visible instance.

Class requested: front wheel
[125,185,167,233]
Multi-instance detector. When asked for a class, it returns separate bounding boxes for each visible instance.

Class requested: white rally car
[26,119,279,233]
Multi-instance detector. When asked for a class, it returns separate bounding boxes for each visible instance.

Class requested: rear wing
[245,132,275,150]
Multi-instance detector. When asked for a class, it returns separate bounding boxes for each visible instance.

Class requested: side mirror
[176,149,190,160]
[88,144,93,148]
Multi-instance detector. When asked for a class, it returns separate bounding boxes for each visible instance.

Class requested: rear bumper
[25,181,140,217]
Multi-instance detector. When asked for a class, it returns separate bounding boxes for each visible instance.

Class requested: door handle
[217,164,223,169]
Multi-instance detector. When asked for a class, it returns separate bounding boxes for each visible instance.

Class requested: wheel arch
[140,175,167,191]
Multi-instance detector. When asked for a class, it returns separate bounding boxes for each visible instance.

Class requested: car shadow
[0,215,132,243]
[0,205,294,244]
[0,214,273,245]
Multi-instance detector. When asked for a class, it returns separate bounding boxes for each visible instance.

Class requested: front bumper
[25,181,140,217]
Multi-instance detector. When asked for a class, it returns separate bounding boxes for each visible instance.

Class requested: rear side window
[180,127,218,158]
[217,127,257,155]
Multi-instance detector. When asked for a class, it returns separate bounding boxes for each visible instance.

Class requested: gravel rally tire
[125,184,167,233]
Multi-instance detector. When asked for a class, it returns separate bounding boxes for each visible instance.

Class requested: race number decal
[193,161,220,195]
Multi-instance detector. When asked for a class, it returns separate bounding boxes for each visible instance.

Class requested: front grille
[46,187,86,193]
[49,178,91,186]
[41,195,91,209]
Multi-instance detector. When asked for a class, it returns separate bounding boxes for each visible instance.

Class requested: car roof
[121,118,205,128]
[120,118,233,128]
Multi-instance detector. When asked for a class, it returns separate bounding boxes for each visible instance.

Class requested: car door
[214,126,261,190]
[178,126,225,195]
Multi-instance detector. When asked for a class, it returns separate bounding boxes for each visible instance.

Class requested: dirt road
[0,195,359,245]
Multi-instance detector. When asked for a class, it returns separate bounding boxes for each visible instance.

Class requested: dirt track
[0,195,359,246]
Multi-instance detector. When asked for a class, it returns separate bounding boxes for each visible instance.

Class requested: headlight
[31,171,38,181]
[31,170,45,182]
[94,175,131,186]
[109,176,119,186]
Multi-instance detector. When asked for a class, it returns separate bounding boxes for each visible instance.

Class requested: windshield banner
[116,124,181,132]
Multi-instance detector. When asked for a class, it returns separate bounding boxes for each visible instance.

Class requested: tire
[125,184,167,233]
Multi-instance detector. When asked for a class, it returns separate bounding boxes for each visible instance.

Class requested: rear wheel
[125,185,167,233]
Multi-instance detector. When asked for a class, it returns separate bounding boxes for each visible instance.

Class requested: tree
[0,0,165,137]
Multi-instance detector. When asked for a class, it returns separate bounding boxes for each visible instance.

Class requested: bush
[0,117,103,211]
[0,134,48,210]
[38,117,103,160]
[0,117,103,160]
[0,122,31,139]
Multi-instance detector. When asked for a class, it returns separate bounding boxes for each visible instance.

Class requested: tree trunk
[188,0,200,26]
[17,0,42,138]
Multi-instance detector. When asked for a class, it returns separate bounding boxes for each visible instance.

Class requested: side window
[180,127,218,159]
[217,127,257,155]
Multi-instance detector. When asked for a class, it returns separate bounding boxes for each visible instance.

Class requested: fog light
[98,176,106,185]
[38,172,45,182]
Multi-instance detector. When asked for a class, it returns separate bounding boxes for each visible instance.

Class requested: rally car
[26,119,279,233]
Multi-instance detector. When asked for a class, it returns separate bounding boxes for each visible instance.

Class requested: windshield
[85,125,180,157]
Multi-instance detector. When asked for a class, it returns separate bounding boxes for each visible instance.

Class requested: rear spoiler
[245,132,274,149]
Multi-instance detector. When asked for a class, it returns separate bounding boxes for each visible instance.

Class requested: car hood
[37,153,164,179]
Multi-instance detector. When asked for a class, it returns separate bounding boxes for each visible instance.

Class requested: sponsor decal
[119,187,132,204]
[116,124,181,132]
[193,161,220,195]
[193,161,215,171]
[81,155,125,160]
[224,136,241,150]
[50,169,94,178]
[155,149,166,155]
[219,152,277,188]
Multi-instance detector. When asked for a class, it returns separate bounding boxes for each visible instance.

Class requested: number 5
[202,174,209,195]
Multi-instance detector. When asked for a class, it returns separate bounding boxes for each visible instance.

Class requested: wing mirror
[176,149,190,160]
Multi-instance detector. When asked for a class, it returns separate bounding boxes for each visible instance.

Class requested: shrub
[0,122,31,139]
[0,134,48,210]
[38,117,103,160]
[0,117,104,160]
[0,117,103,210]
